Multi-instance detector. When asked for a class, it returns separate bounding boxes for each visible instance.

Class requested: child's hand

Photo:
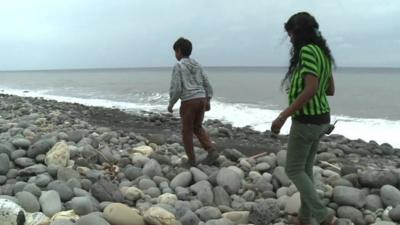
[167,105,173,113]
[205,101,210,111]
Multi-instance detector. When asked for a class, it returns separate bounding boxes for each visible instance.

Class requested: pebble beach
[0,93,400,225]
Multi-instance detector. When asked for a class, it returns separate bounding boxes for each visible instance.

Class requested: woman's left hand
[271,114,287,134]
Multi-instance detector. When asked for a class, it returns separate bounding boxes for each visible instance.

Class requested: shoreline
[1,93,400,225]
[1,87,399,149]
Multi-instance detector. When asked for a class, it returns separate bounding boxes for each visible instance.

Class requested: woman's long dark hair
[282,12,335,91]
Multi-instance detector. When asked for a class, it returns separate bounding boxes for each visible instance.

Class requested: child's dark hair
[173,37,192,57]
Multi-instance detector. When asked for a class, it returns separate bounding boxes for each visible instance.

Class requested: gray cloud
[0,0,399,70]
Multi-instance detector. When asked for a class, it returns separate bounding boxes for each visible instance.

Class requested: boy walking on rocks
[168,37,218,167]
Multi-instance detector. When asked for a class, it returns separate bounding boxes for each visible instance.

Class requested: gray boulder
[365,194,383,211]
[196,206,221,221]
[380,185,400,207]
[359,170,398,188]
[142,159,162,178]
[16,191,40,212]
[39,190,62,217]
[213,186,231,207]
[75,212,110,225]
[180,210,200,225]
[171,171,192,189]
[333,186,366,208]
[273,166,291,187]
[70,196,94,215]
[216,168,241,194]
[190,167,208,182]
[337,206,366,225]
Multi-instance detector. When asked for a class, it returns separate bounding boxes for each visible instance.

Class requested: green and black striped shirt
[289,44,332,117]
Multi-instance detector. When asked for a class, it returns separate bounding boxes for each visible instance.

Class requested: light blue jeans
[285,120,330,222]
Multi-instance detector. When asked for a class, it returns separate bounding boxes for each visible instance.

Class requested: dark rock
[91,179,124,202]
[147,133,167,145]
[57,167,80,182]
[67,131,85,143]
[18,164,47,176]
[34,174,52,187]
[249,199,280,225]
[180,210,200,225]
[389,205,400,223]
[27,139,56,158]
[150,152,171,165]
[0,143,13,156]
[23,183,42,197]
[10,149,26,160]
[223,149,246,162]
[124,166,142,181]
[12,138,31,149]
[0,153,10,175]
[48,180,74,202]
[14,157,35,168]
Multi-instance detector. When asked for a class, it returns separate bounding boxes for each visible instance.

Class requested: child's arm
[201,69,213,99]
[168,65,182,110]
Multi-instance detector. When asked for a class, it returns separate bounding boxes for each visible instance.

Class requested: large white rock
[129,145,154,157]
[144,206,176,225]
[284,192,301,215]
[222,211,249,225]
[122,186,144,201]
[158,193,178,205]
[103,203,145,225]
[45,141,70,167]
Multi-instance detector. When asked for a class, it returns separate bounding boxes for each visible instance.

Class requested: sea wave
[1,87,399,148]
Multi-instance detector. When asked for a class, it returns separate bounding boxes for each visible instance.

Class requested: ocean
[0,67,399,148]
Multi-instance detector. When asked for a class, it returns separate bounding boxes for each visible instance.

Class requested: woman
[271,12,337,225]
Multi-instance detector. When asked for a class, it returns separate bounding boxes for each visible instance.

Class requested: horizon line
[1,65,399,72]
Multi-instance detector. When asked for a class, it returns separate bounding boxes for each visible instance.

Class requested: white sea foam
[1,87,399,148]
[207,101,400,148]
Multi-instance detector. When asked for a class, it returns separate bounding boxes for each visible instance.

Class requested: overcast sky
[0,0,399,70]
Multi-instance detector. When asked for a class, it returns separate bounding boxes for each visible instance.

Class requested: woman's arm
[326,76,335,96]
[271,74,319,133]
[280,74,319,118]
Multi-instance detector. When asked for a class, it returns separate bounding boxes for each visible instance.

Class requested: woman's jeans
[285,120,330,222]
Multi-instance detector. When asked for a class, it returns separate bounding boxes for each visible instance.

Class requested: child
[168,37,218,167]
